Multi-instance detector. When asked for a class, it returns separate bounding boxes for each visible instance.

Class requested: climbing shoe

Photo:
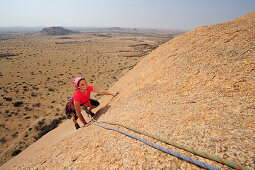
[75,123,80,129]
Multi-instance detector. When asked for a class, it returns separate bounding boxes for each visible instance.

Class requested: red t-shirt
[73,86,93,104]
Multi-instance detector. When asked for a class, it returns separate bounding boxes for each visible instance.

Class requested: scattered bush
[48,88,55,92]
[12,149,21,156]
[23,86,29,91]
[0,137,7,143]
[13,101,23,107]
[31,92,37,97]
[3,97,12,101]
[25,106,32,111]
[37,119,45,128]
[32,86,39,90]
[34,117,65,141]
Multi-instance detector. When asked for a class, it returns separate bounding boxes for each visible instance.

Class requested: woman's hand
[112,91,120,97]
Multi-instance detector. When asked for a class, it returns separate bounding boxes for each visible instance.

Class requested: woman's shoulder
[73,89,81,96]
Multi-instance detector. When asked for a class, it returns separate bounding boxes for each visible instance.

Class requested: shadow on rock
[93,105,111,121]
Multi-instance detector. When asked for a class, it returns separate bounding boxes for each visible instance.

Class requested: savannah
[0,27,184,165]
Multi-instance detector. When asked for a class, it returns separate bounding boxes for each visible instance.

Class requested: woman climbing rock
[65,77,118,129]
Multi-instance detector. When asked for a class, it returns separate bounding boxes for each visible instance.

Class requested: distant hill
[41,27,77,35]
[107,27,122,31]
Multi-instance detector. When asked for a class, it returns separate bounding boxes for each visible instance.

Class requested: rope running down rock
[98,121,250,170]
[94,122,220,170]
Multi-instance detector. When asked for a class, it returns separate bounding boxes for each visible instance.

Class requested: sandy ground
[1,11,255,169]
[0,28,183,165]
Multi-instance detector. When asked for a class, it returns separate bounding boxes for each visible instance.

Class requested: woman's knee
[90,99,100,107]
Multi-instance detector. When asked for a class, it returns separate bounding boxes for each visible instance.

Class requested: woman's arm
[93,87,118,96]
[74,101,87,126]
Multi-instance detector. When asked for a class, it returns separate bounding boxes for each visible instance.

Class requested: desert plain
[0,27,184,165]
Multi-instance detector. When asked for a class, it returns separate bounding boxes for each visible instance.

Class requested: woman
[65,77,118,129]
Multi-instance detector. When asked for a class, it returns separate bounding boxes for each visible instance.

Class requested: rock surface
[41,27,76,35]
[1,12,254,169]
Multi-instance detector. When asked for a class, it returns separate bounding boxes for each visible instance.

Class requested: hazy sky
[0,0,254,29]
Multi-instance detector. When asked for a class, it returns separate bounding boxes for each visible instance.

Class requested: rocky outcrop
[1,11,254,169]
[41,27,76,35]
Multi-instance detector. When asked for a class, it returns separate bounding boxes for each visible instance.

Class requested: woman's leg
[87,99,100,112]
[71,113,78,124]
[71,113,80,129]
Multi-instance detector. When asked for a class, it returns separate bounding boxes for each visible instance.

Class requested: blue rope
[94,122,220,170]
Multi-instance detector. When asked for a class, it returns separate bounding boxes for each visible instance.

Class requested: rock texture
[1,12,254,169]
[41,27,76,35]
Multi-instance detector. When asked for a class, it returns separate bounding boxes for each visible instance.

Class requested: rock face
[41,27,75,35]
[1,12,254,169]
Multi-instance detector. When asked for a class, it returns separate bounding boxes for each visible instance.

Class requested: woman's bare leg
[72,114,78,124]
[88,105,97,112]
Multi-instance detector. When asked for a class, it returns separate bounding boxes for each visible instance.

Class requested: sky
[0,0,254,30]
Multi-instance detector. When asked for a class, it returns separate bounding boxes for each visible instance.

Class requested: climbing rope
[94,122,220,170]
[98,121,250,170]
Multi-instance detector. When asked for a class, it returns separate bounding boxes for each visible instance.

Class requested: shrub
[12,149,21,156]
[34,117,64,141]
[0,137,7,143]
[32,86,39,90]
[11,132,18,138]
[13,101,23,107]
[31,92,37,97]
[37,119,45,127]
[25,116,31,119]
[25,106,32,111]
[23,86,29,91]
[3,97,12,101]
[48,88,55,92]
